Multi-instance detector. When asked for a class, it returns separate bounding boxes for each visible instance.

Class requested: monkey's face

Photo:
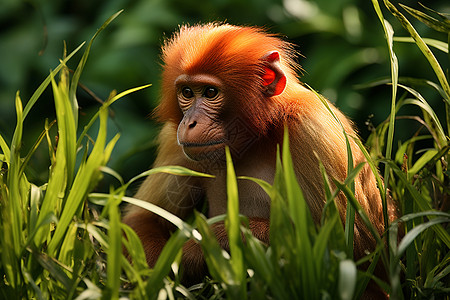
[170,47,287,162]
[175,74,229,161]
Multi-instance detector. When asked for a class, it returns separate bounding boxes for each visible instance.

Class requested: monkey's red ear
[261,51,286,97]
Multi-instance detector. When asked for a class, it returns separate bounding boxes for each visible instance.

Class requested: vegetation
[0,0,449,299]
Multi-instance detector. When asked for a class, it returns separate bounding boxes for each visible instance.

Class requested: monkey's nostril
[189,121,197,128]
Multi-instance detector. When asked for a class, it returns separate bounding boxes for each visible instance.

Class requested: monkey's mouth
[180,140,224,148]
[179,140,225,161]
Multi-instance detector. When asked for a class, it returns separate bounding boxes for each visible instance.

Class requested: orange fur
[123,23,395,298]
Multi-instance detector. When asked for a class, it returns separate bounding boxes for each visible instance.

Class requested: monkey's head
[156,23,298,161]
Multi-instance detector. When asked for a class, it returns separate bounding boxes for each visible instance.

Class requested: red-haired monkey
[123,23,395,298]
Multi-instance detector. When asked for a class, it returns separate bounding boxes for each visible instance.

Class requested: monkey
[122,23,396,298]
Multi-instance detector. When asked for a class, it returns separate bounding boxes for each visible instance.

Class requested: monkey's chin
[181,142,225,161]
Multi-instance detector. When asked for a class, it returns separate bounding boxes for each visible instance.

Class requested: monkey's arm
[123,123,204,267]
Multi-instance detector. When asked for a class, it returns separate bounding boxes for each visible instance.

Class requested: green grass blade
[373,0,399,249]
[353,137,386,198]
[225,147,246,298]
[313,211,339,278]
[238,176,274,199]
[424,253,450,288]
[54,66,77,187]
[407,149,439,176]
[105,194,122,300]
[394,135,432,164]
[22,42,85,121]
[0,94,24,289]
[76,84,151,149]
[102,194,193,233]
[57,222,77,267]
[304,84,357,255]
[34,72,70,246]
[281,127,316,297]
[69,10,124,129]
[108,84,152,105]
[384,0,450,102]
[332,179,382,246]
[22,212,57,256]
[395,217,449,261]
[28,184,44,236]
[99,166,125,186]
[144,229,189,299]
[400,4,450,33]
[122,164,213,192]
[394,37,448,53]
[34,252,72,290]
[386,160,450,248]
[399,83,446,144]
[8,92,25,258]
[121,223,149,273]
[332,177,388,296]
[21,264,45,300]
[0,134,10,163]
[242,228,288,299]
[195,212,235,285]
[47,106,109,255]
[19,121,55,176]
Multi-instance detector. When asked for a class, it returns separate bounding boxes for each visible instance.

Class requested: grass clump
[0,10,149,299]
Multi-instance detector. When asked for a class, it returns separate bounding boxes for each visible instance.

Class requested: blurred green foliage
[0,0,449,186]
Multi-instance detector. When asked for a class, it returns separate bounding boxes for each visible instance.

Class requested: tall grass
[0,10,150,299]
[369,1,450,299]
[1,1,449,299]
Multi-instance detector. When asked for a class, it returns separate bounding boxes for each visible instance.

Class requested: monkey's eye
[181,87,194,98]
[203,86,218,99]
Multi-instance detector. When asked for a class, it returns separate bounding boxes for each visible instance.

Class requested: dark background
[0,0,448,188]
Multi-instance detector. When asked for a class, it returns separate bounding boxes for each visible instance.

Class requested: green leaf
[372,0,399,252]
[195,213,235,285]
[242,228,288,299]
[8,92,25,258]
[98,194,193,234]
[76,84,151,150]
[394,37,448,53]
[0,133,10,163]
[47,106,109,255]
[69,10,124,129]
[394,135,432,165]
[384,0,450,102]
[225,147,246,299]
[105,194,122,300]
[281,126,316,297]
[313,211,339,277]
[332,179,382,247]
[121,223,148,273]
[22,42,85,121]
[400,4,450,33]
[408,149,438,176]
[34,252,72,291]
[386,160,450,248]
[399,83,446,144]
[34,70,71,247]
[395,217,449,261]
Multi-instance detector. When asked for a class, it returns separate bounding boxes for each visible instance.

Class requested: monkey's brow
[174,74,223,87]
